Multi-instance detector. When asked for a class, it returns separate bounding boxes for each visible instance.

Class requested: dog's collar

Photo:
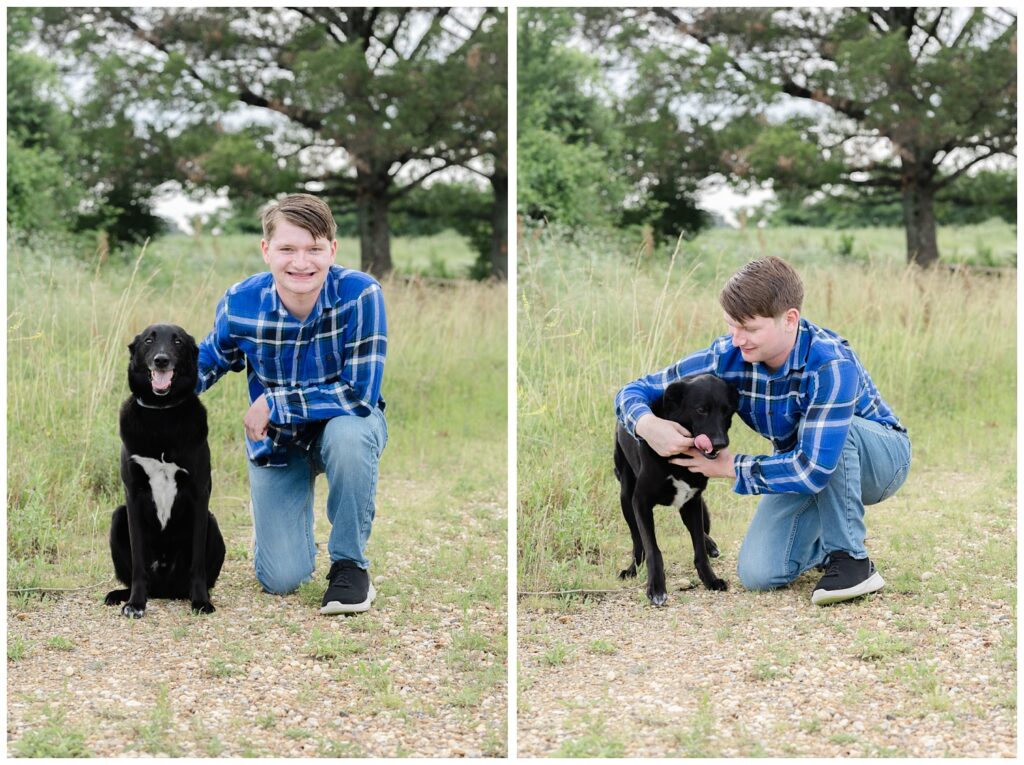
[135,396,187,410]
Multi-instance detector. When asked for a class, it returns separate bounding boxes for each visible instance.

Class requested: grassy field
[6,229,508,756]
[516,221,1015,755]
[517,220,1016,593]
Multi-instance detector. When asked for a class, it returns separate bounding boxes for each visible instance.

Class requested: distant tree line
[518,8,1016,267]
[7,7,507,279]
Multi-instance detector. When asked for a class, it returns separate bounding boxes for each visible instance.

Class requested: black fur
[615,374,739,606]
[104,324,225,618]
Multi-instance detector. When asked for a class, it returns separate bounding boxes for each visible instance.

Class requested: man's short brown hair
[262,193,337,243]
[719,256,804,322]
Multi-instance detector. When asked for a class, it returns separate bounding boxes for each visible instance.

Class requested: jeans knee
[321,414,384,470]
[737,556,786,592]
[255,559,314,595]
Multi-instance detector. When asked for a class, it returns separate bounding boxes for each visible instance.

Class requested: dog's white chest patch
[669,477,698,508]
[131,455,187,530]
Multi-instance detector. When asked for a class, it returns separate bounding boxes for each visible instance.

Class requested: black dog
[104,324,225,618]
[615,373,739,605]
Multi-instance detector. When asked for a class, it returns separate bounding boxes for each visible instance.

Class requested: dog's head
[127,324,199,402]
[658,374,739,460]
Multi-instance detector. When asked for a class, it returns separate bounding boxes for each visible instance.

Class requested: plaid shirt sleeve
[196,292,245,395]
[264,283,386,425]
[732,359,858,495]
[614,344,719,436]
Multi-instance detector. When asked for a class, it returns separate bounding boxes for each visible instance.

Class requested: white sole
[811,571,885,606]
[320,582,376,615]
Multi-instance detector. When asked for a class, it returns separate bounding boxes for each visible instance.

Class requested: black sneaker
[811,551,885,606]
[320,560,376,615]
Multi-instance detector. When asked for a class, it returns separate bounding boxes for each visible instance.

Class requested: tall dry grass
[517,224,1016,592]
[7,232,506,589]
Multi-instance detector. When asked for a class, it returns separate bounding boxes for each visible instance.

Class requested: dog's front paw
[121,603,145,619]
[618,564,638,580]
[708,578,728,592]
[104,588,128,606]
[191,600,216,615]
[647,589,668,607]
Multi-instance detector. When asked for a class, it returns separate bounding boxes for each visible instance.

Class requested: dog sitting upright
[614,373,739,606]
[105,324,225,618]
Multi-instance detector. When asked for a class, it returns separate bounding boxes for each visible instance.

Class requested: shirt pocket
[255,345,289,386]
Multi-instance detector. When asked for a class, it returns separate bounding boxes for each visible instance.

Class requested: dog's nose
[153,354,171,369]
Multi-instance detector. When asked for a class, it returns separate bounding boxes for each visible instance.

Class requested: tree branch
[289,7,345,45]
[408,8,451,61]
[236,85,324,131]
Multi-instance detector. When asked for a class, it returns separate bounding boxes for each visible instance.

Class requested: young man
[615,256,911,605]
[196,194,387,614]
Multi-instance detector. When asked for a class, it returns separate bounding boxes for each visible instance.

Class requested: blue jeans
[248,409,387,594]
[736,417,911,591]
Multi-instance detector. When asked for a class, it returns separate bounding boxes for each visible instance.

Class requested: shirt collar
[262,268,337,323]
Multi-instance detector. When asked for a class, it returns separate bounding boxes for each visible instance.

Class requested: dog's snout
[153,354,171,369]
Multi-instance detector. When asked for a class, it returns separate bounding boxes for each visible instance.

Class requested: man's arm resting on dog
[616,345,720,437]
[264,283,386,426]
[196,293,246,394]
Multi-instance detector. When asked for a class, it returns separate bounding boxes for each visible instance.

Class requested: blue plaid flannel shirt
[615,318,906,495]
[196,265,387,467]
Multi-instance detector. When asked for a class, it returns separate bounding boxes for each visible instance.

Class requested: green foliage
[566,8,1017,264]
[18,8,508,275]
[517,9,630,229]
[763,170,1017,228]
[5,35,88,234]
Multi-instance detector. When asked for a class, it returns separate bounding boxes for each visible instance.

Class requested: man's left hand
[670,447,737,479]
[244,394,272,442]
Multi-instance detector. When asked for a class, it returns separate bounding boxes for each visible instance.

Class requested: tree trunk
[356,168,393,278]
[901,172,940,268]
[489,170,508,280]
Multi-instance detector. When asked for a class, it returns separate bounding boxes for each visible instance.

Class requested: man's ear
[784,307,801,331]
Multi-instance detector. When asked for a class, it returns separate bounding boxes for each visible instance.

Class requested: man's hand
[635,413,694,457]
[670,448,737,479]
[244,394,272,442]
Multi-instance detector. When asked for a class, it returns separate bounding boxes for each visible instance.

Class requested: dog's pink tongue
[694,434,713,454]
[151,370,173,391]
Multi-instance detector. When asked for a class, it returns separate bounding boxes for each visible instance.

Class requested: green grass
[6,229,506,590]
[517,221,1016,594]
[304,627,366,660]
[8,635,29,661]
[11,705,92,757]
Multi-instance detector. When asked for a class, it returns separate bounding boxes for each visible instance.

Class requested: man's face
[261,219,337,303]
[724,309,799,371]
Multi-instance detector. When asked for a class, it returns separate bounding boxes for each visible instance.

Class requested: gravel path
[518,569,1015,758]
[8,492,507,757]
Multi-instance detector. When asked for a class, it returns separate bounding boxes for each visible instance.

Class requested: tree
[7,13,88,235]
[517,9,630,229]
[586,7,1017,266]
[31,7,507,276]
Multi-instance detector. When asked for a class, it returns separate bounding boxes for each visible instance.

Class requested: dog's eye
[145,337,154,345]
[696,407,709,415]
[174,338,182,345]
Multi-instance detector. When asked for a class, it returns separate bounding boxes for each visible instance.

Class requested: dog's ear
[662,380,688,409]
[184,330,199,363]
[728,383,739,411]
[128,333,142,358]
